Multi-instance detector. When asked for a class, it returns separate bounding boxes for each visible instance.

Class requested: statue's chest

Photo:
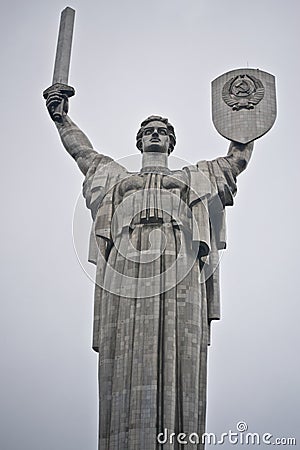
[115,171,190,224]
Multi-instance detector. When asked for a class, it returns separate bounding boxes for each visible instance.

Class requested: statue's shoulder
[90,154,127,174]
[83,155,128,215]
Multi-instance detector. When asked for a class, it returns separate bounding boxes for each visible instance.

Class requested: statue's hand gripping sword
[43,7,75,122]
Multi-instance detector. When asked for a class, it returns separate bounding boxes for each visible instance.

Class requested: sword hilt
[43,82,75,123]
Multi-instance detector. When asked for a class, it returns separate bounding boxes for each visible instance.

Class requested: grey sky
[1,0,299,449]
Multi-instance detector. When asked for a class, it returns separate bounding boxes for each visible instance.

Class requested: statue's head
[136,115,176,155]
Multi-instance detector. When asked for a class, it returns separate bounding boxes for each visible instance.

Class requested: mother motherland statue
[43,7,276,450]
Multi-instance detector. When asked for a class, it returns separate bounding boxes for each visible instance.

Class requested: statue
[44,8,276,450]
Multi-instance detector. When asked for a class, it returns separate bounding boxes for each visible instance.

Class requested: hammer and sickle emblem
[234,79,252,96]
[222,74,265,110]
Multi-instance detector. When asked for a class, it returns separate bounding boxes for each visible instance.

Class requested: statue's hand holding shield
[212,68,276,144]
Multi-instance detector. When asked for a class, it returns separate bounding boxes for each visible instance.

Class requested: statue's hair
[136,115,176,154]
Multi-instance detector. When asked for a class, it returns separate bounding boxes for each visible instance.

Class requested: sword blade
[52,7,75,85]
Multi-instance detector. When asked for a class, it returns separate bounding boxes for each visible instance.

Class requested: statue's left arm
[224,141,254,179]
[207,141,254,206]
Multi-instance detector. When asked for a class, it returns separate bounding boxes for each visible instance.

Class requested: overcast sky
[1,0,299,449]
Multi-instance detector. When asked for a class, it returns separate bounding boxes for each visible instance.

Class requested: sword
[43,7,76,122]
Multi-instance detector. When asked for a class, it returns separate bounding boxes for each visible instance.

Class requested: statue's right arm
[55,115,99,175]
[45,87,113,176]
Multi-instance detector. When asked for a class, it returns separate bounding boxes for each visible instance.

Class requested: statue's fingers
[48,94,63,101]
[46,96,63,107]
[47,92,64,101]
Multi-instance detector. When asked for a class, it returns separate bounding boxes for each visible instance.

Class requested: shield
[212,68,276,144]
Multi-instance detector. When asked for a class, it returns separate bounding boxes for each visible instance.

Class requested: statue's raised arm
[43,7,114,177]
[225,140,254,178]
[206,140,254,207]
[44,86,106,175]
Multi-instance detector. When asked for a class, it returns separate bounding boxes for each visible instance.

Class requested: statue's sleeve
[193,141,253,338]
[83,154,126,220]
[83,154,127,267]
[205,141,254,206]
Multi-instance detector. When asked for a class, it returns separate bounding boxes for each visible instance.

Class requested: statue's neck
[142,152,169,170]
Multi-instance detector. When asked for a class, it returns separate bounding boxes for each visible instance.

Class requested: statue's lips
[150,138,161,142]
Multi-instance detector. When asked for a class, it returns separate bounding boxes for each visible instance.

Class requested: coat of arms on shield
[212,68,276,144]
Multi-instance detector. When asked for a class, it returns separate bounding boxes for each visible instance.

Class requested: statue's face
[141,120,170,154]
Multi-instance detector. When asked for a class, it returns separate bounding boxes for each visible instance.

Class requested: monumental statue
[43,7,276,450]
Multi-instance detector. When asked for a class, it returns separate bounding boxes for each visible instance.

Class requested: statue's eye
[144,129,153,135]
[159,129,167,135]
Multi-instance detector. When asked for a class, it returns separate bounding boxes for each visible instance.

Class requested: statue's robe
[80,144,252,450]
